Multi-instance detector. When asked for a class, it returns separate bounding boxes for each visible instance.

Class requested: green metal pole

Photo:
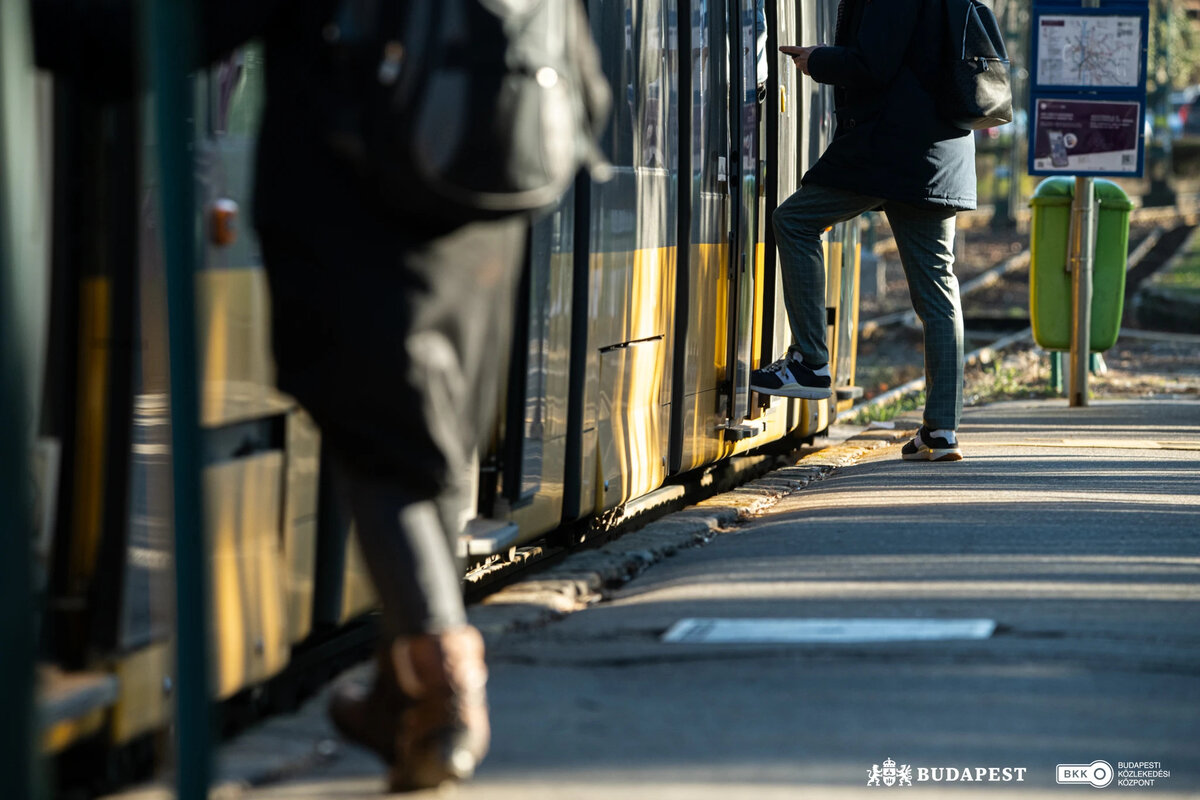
[0,76,38,800]
[0,220,38,800]
[142,1,213,797]
[0,1,39,797]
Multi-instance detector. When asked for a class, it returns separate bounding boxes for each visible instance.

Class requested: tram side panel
[192,48,375,639]
[764,0,805,436]
[675,0,730,474]
[193,54,297,697]
[783,0,826,436]
[106,100,174,746]
[488,0,857,542]
[778,0,859,436]
[108,50,294,745]
[675,0,802,472]
[582,0,677,514]
[490,190,577,543]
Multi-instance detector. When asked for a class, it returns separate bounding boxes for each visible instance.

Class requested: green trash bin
[1028,177,1133,352]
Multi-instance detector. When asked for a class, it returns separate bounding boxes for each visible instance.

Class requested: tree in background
[1146,0,1200,202]
[1149,0,1200,98]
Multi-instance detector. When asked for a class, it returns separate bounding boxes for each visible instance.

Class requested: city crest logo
[867,758,913,787]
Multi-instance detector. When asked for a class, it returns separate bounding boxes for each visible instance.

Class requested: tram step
[461,519,521,558]
[38,665,119,752]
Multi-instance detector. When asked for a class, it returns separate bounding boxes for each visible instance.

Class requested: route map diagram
[1036,14,1141,89]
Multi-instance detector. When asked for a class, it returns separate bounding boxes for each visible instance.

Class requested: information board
[1028,1,1149,178]
[1031,97,1142,174]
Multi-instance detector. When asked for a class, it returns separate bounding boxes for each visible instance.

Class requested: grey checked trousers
[773,183,964,431]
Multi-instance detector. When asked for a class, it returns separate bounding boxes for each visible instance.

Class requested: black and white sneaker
[901,426,963,462]
[750,352,832,400]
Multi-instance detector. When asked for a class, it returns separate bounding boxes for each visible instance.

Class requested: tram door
[721,0,761,436]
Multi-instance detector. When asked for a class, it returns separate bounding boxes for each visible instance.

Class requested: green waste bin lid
[1028,176,1134,210]
[1030,177,1075,207]
[1095,179,1134,211]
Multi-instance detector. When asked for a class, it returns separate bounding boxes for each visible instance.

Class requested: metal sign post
[1067,175,1096,406]
[1068,0,1102,408]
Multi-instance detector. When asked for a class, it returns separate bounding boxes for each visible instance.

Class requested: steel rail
[839,225,1174,424]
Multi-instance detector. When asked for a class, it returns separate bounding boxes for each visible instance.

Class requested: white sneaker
[750,353,832,400]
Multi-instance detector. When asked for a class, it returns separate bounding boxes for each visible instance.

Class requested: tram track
[846,215,1197,423]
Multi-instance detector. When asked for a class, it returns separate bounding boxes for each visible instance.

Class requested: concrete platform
[106,398,1200,799]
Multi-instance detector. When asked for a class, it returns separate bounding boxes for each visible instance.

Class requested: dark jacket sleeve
[805,0,923,90]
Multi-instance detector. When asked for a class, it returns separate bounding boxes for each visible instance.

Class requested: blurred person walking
[755,0,975,462]
[34,0,607,789]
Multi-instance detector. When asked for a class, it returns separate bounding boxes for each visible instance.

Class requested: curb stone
[469,424,915,643]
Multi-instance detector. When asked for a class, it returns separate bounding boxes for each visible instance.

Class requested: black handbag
[938,0,1013,130]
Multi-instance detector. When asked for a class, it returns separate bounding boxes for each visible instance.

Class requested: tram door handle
[727,232,735,279]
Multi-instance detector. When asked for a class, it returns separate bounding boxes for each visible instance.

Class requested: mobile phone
[1049,130,1068,167]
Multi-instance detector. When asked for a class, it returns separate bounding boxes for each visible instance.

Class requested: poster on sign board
[1030,97,1142,176]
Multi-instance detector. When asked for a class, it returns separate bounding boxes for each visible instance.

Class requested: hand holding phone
[779,44,825,75]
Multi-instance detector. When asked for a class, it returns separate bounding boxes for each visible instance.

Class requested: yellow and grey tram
[4,0,864,790]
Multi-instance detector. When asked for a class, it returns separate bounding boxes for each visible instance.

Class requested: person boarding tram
[752,0,975,462]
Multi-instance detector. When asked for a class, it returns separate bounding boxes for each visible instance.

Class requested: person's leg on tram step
[756,182,882,399]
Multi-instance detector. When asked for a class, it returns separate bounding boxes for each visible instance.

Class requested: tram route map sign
[1028,1,1148,178]
[1031,97,1141,173]
[1036,14,1142,88]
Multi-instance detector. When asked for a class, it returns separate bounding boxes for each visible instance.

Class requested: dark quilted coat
[804,0,977,210]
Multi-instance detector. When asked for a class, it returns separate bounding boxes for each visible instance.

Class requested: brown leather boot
[327,647,405,764]
[388,626,490,791]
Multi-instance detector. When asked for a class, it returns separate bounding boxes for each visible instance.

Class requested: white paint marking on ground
[661,618,997,644]
[978,439,1200,451]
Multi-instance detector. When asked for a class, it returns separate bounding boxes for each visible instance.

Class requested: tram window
[694,0,728,194]
[665,1,679,174]
[595,0,634,167]
[593,0,676,172]
[203,45,265,139]
[636,0,669,170]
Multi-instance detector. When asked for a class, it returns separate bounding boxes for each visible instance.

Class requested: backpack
[321,0,612,224]
[937,0,1013,130]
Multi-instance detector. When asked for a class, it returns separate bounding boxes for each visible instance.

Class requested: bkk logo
[1057,760,1171,788]
[867,757,1028,787]
[1057,760,1114,788]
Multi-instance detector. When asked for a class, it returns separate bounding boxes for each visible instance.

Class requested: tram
[4,0,862,789]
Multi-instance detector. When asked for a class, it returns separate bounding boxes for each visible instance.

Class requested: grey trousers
[773,183,964,431]
[261,215,525,637]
